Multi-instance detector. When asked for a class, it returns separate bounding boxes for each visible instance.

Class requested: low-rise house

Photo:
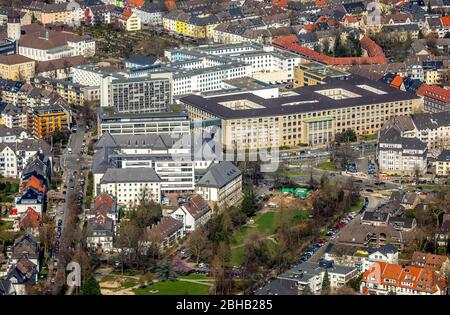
[416,84,450,113]
[18,207,41,237]
[360,262,447,295]
[143,217,185,250]
[0,279,16,295]
[436,213,450,247]
[14,187,45,215]
[0,125,30,142]
[86,193,118,222]
[10,234,40,268]
[324,243,399,272]
[195,161,242,211]
[170,194,211,232]
[5,257,38,295]
[86,215,114,253]
[411,252,450,273]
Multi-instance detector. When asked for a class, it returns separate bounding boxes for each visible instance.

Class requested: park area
[97,271,213,295]
[230,192,312,266]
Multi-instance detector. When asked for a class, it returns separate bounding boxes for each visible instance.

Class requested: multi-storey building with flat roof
[29,105,69,139]
[293,62,351,87]
[100,73,172,114]
[180,76,422,149]
[93,133,217,206]
[97,105,190,136]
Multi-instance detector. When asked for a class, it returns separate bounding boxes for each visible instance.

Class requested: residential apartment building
[195,160,242,211]
[97,106,190,136]
[1,104,27,128]
[360,262,446,295]
[0,55,35,81]
[269,261,358,295]
[377,126,428,176]
[29,105,70,139]
[181,76,422,150]
[433,149,450,176]
[163,10,219,39]
[417,84,450,112]
[117,7,142,32]
[0,137,50,178]
[99,168,161,207]
[135,2,168,26]
[385,112,450,156]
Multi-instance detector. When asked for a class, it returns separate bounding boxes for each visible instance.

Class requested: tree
[427,1,432,14]
[128,194,162,229]
[321,269,331,294]
[139,273,155,286]
[187,228,211,265]
[302,283,313,295]
[241,231,272,276]
[81,276,101,295]
[241,187,257,217]
[156,259,177,281]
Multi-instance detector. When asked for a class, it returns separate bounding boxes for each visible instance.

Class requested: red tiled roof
[19,208,41,229]
[273,35,387,66]
[361,262,443,294]
[127,0,145,8]
[315,0,327,8]
[20,176,46,193]
[417,84,450,103]
[391,75,403,89]
[344,15,359,24]
[441,16,450,28]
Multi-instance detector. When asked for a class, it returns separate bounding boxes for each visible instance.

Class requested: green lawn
[133,280,210,295]
[359,134,377,141]
[348,198,364,213]
[179,274,211,280]
[407,184,450,193]
[316,161,337,171]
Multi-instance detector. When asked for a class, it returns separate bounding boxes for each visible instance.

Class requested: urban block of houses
[143,216,185,250]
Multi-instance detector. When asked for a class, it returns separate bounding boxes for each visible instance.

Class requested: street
[50,122,91,293]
